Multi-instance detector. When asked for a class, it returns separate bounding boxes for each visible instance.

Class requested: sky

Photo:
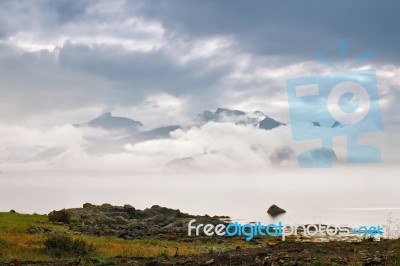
[0,0,399,124]
[1,1,400,221]
[0,0,399,174]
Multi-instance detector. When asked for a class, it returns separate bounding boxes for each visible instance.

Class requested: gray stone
[267,204,286,216]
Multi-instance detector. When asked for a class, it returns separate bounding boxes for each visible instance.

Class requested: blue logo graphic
[286,40,382,168]
[352,225,384,237]
[188,219,384,241]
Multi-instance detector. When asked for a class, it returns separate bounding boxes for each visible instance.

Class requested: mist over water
[1,164,399,227]
[1,114,398,232]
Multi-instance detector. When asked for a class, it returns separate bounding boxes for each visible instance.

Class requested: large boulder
[267,204,286,216]
[48,209,71,224]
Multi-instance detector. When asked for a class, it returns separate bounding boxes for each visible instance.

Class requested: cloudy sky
[2,0,400,219]
[0,0,399,173]
[0,0,399,124]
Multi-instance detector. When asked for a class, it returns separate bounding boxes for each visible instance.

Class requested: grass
[313,246,327,254]
[361,235,375,242]
[348,245,356,252]
[0,211,253,262]
[7,211,396,265]
[0,212,66,233]
[155,252,169,260]
[309,261,324,266]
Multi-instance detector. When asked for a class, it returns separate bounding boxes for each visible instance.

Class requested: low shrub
[361,235,375,242]
[156,252,169,260]
[44,234,94,258]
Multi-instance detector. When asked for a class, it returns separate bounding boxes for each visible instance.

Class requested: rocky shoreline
[1,204,400,265]
[48,203,230,242]
[46,204,367,243]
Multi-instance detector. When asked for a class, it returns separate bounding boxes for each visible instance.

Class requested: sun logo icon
[286,40,382,168]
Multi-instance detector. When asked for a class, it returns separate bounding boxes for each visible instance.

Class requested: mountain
[299,147,339,167]
[76,108,284,152]
[74,113,180,147]
[76,112,143,132]
[258,117,286,130]
[331,121,342,128]
[215,107,246,117]
[120,125,181,144]
[197,107,283,128]
[311,121,342,128]
[166,151,211,168]
[312,122,321,127]
[197,108,249,123]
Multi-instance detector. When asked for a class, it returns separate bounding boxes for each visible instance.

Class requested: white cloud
[0,120,294,173]
[0,0,399,177]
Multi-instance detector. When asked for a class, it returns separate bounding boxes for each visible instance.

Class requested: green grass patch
[0,212,67,233]
[313,246,327,254]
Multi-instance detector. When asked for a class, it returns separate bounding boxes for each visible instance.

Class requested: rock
[48,209,71,224]
[48,203,226,241]
[373,256,382,263]
[26,226,50,234]
[83,203,96,208]
[114,216,129,225]
[263,255,272,264]
[123,205,136,218]
[204,259,215,265]
[267,204,286,216]
[123,204,135,211]
[100,203,114,209]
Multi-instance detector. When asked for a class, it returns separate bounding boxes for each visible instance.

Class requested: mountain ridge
[74,112,143,132]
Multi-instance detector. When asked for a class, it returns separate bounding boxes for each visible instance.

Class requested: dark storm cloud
[0,42,121,124]
[57,42,233,104]
[0,0,90,30]
[0,0,399,123]
[136,0,400,64]
[47,0,91,24]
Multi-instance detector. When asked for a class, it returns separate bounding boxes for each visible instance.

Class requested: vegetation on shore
[2,206,400,265]
[0,210,255,264]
